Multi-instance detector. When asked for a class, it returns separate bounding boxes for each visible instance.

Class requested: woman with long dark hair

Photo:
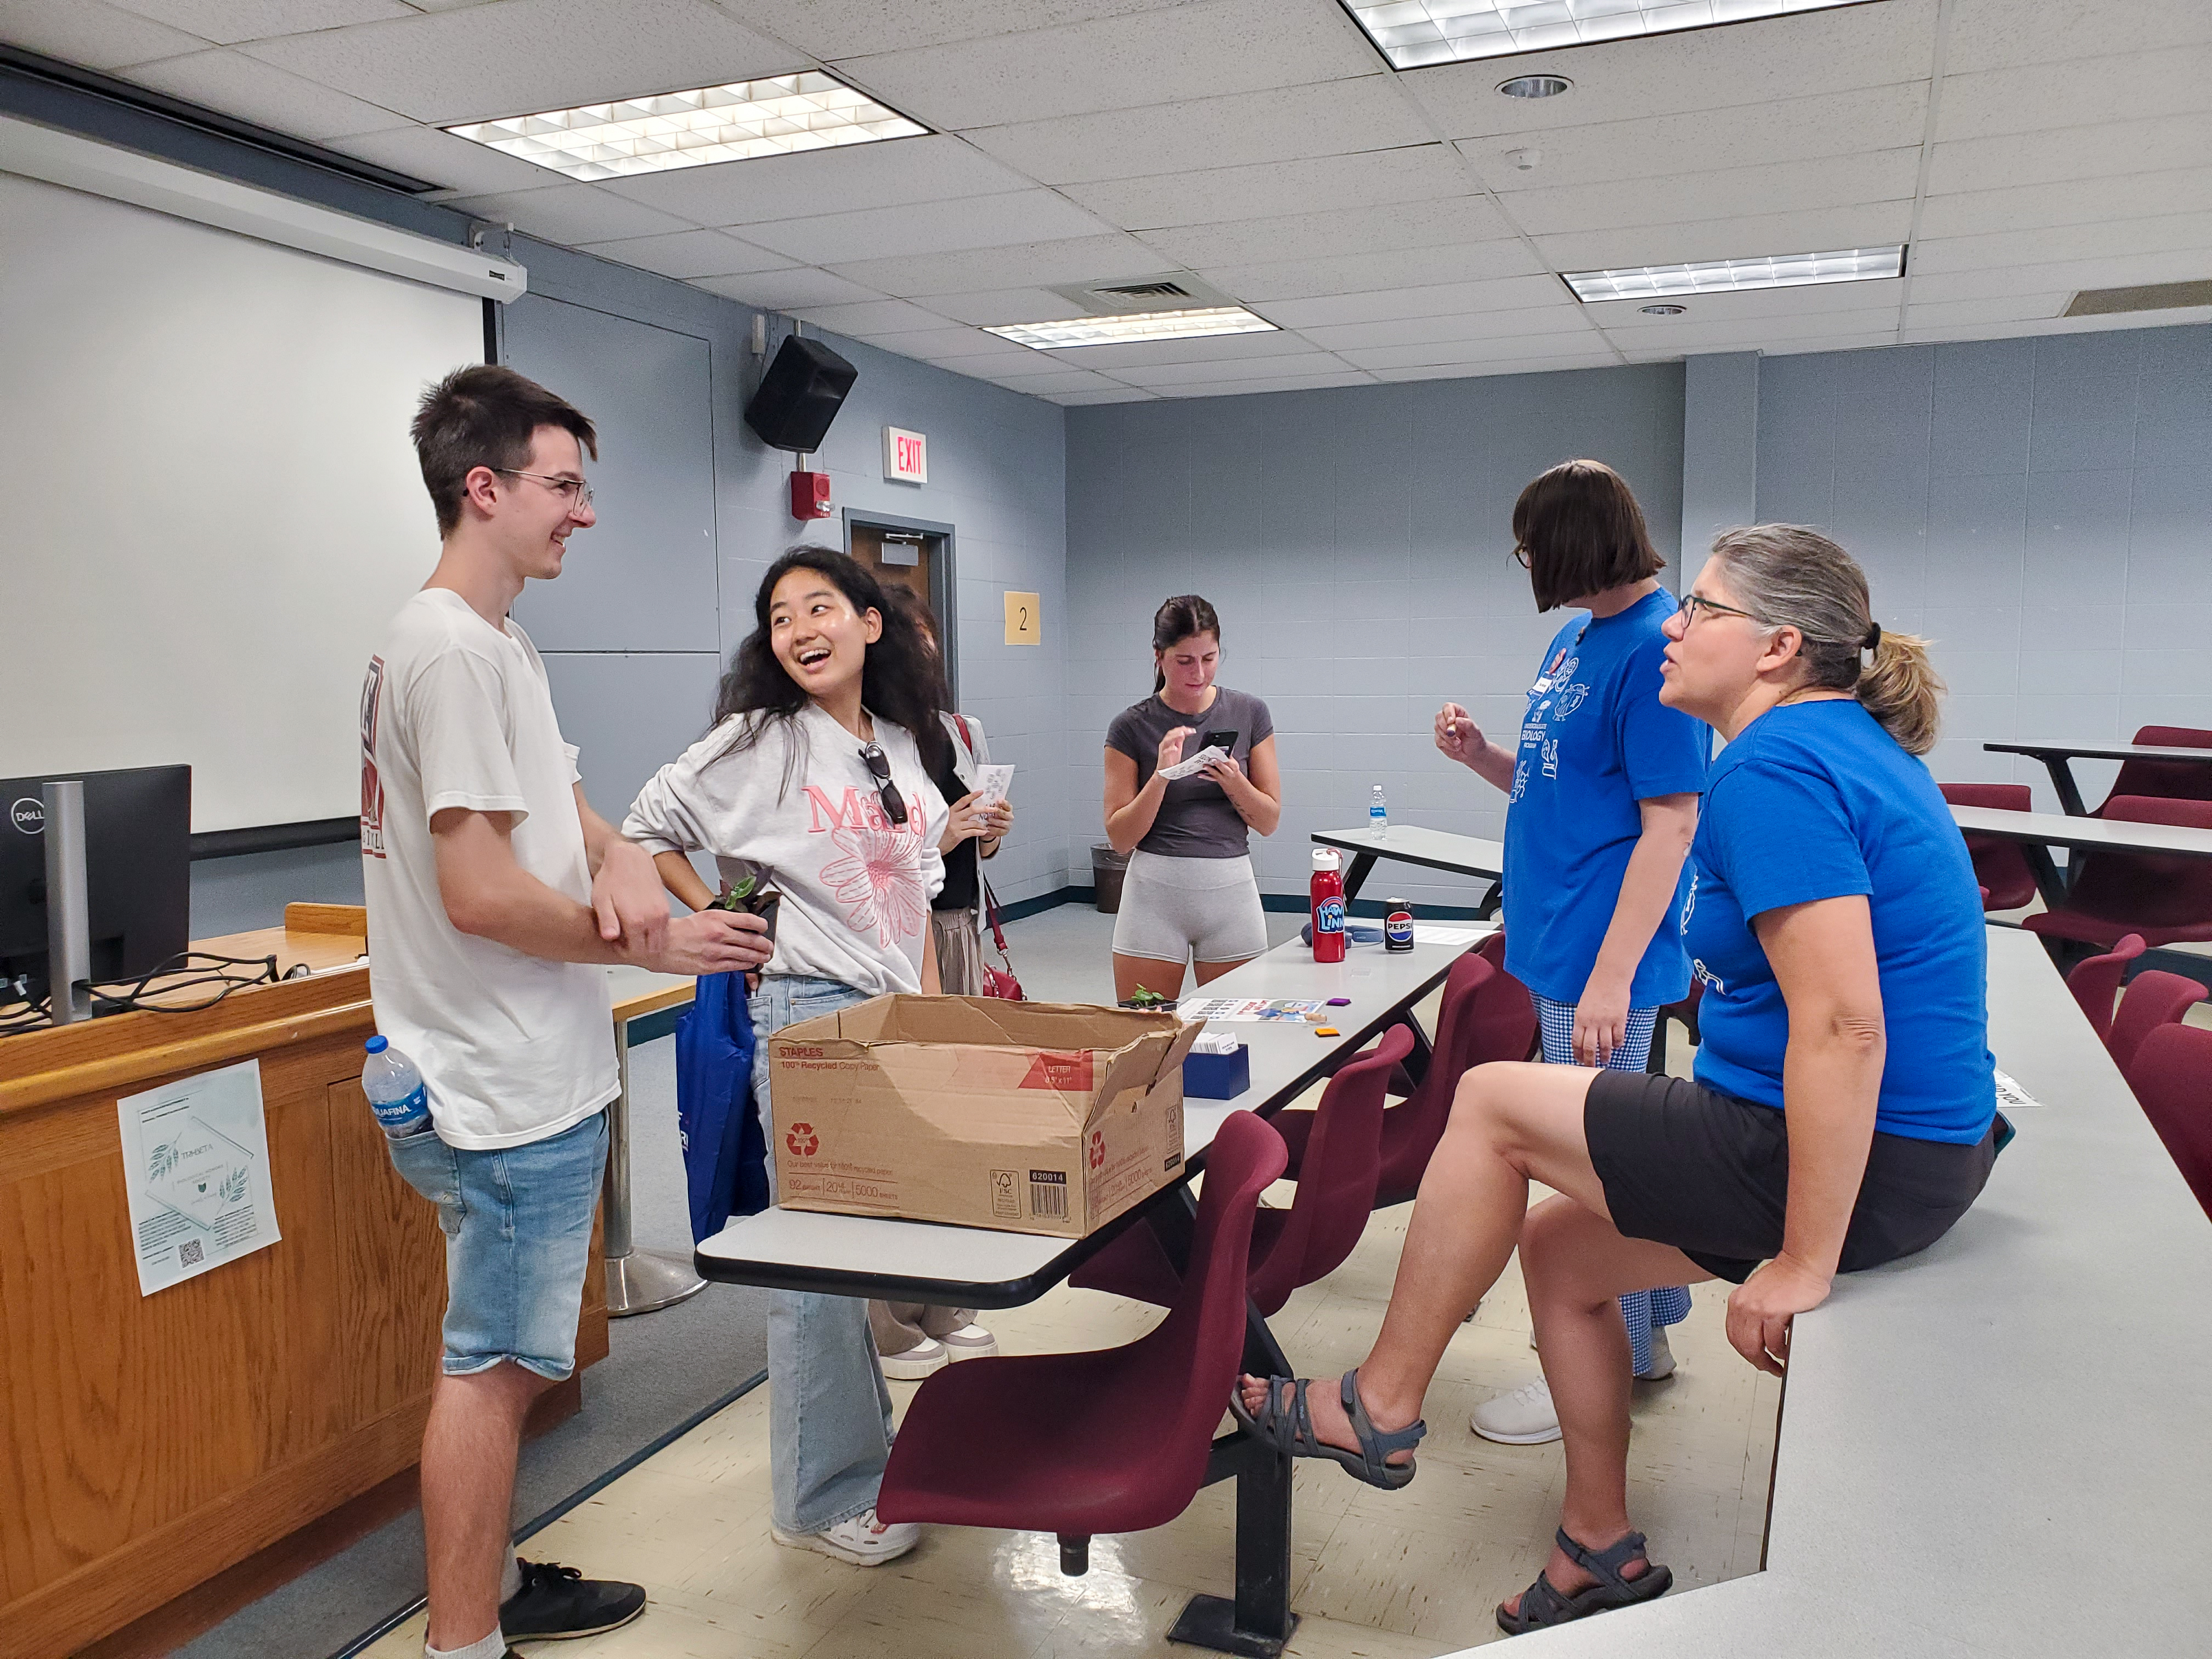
[1433,459,1706,1444]
[1103,595,1282,1004]
[624,546,949,1567]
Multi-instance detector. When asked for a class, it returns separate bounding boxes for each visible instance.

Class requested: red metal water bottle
[1310,848,1346,963]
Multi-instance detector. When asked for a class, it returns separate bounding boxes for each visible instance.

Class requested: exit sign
[883,426,928,484]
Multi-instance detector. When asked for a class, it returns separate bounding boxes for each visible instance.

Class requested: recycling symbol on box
[1087,1130,1105,1170]
[786,1122,819,1158]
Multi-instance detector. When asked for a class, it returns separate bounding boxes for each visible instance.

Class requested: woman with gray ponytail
[1229,525,1997,1637]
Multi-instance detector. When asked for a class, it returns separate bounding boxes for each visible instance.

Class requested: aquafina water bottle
[362,1035,432,1139]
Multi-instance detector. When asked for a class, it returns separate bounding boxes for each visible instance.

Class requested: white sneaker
[881,1338,949,1381]
[938,1323,998,1361]
[1471,1376,1561,1445]
[1637,1324,1677,1381]
[770,1509,920,1567]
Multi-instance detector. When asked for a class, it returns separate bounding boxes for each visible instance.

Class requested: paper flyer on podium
[116,1057,282,1296]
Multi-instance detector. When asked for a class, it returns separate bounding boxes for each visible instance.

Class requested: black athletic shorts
[1584,1069,1998,1284]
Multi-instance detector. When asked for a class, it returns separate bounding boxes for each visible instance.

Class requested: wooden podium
[0,905,608,1658]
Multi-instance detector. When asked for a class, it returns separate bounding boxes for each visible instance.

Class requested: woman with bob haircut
[1434,459,1707,1444]
[1240,526,1995,1639]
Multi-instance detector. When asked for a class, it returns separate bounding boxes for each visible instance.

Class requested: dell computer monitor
[1,765,191,997]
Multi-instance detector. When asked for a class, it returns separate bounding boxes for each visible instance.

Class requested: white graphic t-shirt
[622,704,947,996]
[360,589,618,1149]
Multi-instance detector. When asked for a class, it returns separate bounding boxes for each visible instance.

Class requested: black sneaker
[499,1559,647,1642]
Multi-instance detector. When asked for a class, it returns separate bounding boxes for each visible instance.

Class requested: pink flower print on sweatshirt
[821,820,929,948]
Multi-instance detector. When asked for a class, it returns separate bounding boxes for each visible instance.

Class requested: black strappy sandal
[1228,1368,1426,1491]
[1496,1527,1673,1635]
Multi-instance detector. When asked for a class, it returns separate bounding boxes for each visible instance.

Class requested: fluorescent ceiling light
[1342,1,1875,70]
[986,307,1279,349]
[445,72,926,183]
[1562,245,1905,302]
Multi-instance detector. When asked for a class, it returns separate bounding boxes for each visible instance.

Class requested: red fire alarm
[789,469,832,520]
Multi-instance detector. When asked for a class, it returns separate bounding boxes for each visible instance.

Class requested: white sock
[500,1552,523,1604]
[425,1626,505,1659]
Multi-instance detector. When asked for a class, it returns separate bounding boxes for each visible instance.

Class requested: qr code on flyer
[179,1239,205,1267]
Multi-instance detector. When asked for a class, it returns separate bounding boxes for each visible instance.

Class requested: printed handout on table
[1993,1069,2040,1109]
[116,1057,282,1297]
[1177,997,1329,1023]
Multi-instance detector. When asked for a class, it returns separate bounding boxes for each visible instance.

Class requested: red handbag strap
[952,714,975,760]
[980,873,1011,955]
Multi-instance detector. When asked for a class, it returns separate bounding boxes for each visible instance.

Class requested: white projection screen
[0,167,486,832]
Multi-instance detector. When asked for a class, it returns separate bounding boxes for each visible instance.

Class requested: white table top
[1311,823,1507,880]
[1951,803,2212,856]
[1441,926,2212,1657]
[1985,739,2212,763]
[694,929,1491,1305]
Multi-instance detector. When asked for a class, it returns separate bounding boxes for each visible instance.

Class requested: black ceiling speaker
[744,335,858,453]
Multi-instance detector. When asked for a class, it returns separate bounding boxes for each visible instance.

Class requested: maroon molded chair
[1939,782,2040,912]
[1274,954,1538,1202]
[2103,969,2209,1075]
[1651,977,1706,1074]
[2124,1023,2212,1220]
[875,1110,1286,1570]
[2024,797,2212,950]
[2064,933,2147,1047]
[1071,1025,1413,1315]
[2096,725,2212,816]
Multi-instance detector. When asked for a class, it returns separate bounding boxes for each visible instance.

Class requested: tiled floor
[362,910,1782,1659]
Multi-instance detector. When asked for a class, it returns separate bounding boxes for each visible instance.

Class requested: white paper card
[116,1057,283,1297]
[1413,926,1488,946]
[1993,1068,2039,1109]
[1156,744,1229,782]
[975,763,1015,806]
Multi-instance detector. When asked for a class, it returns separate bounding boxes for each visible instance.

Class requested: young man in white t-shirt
[363,365,770,1659]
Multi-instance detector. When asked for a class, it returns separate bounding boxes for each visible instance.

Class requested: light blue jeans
[749,975,897,1536]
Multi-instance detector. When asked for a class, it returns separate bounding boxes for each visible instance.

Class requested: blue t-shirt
[1500,586,1709,1007]
[1684,699,1996,1144]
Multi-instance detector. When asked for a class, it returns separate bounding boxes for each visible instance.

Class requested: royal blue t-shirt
[1684,699,1996,1144]
[1501,586,1710,1008]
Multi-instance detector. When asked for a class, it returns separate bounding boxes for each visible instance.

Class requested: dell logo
[10,797,43,836]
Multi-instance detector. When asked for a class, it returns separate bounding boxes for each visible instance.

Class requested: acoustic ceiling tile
[241,0,806,127]
[111,0,413,44]
[1940,0,2212,76]
[741,190,1115,265]
[826,233,1167,298]
[1197,238,1548,303]
[1918,171,2212,241]
[833,0,1376,132]
[442,182,693,243]
[1530,201,1914,275]
[1927,116,2212,197]
[1260,273,1571,329]
[600,134,1025,223]
[1063,143,1474,232]
[708,0,1182,60]
[1498,148,1922,240]
[326,120,568,194]
[576,228,797,279]
[688,268,887,308]
[0,0,212,67]
[1136,195,1517,271]
[786,297,951,336]
[1296,303,1593,352]
[1935,47,2212,144]
[121,46,404,138]
[963,75,1429,187]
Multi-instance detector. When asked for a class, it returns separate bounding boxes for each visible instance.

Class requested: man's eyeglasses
[1674,591,1762,629]
[497,469,593,510]
[859,743,909,827]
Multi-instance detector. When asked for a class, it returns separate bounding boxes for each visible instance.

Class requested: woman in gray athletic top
[1103,595,1282,1003]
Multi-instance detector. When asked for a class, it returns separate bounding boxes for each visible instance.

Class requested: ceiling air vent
[2063,280,2212,317]
[1046,273,1233,315]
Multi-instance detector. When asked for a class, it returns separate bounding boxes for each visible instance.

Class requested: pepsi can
[1384,898,1414,952]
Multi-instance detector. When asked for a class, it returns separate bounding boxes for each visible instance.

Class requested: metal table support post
[602,1014,707,1317]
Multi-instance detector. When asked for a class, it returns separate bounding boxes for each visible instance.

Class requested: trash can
[1091,843,1130,913]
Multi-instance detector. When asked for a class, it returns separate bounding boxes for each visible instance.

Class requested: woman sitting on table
[1103,594,1282,1004]
[1235,524,1999,1636]
[1435,458,1705,1443]
[625,546,948,1570]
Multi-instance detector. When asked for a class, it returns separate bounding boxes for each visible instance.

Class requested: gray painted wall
[1065,365,1686,911]
[1754,324,2212,811]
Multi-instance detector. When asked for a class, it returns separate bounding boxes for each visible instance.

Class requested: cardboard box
[767,995,1201,1238]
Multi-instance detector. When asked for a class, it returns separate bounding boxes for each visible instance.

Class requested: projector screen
[0,167,486,833]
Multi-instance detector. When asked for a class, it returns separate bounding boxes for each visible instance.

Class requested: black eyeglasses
[1511,544,1531,569]
[1674,591,1763,629]
[859,743,909,826]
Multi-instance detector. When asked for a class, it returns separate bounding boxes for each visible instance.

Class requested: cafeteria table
[603,966,701,1315]
[1983,737,2212,817]
[694,928,1492,1656]
[1948,802,2212,911]
[1310,823,1506,913]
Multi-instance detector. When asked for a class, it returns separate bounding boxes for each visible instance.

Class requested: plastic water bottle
[362,1035,432,1139]
[1369,783,1389,836]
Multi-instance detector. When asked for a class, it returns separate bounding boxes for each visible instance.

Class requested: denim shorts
[386,1109,610,1380]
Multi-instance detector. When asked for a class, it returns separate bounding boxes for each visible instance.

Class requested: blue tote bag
[674,970,768,1243]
